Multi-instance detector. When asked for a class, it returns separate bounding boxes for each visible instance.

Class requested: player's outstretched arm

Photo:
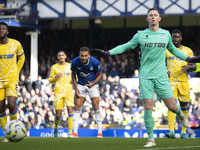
[90,49,110,57]
[186,56,200,63]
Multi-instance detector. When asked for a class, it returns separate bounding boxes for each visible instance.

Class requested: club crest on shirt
[90,66,94,70]
[160,34,164,39]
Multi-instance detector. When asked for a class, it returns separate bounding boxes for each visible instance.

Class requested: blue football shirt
[71,56,102,85]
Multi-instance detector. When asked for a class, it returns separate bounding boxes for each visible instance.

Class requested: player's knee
[8,103,16,111]
[169,105,177,113]
[92,102,99,110]
[56,114,61,118]
[74,105,81,111]
[0,108,5,113]
[93,106,99,111]
[180,102,187,108]
[143,103,153,110]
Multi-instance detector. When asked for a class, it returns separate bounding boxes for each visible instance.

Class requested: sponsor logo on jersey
[80,72,91,77]
[0,54,14,59]
[64,72,70,76]
[77,67,81,70]
[144,43,166,48]
[168,56,184,61]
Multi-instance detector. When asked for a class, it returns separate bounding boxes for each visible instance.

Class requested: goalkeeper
[91,8,200,148]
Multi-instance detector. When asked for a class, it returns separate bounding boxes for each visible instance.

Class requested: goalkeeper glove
[186,56,200,63]
[90,49,110,57]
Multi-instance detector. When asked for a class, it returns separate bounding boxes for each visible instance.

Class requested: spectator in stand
[32,75,43,91]
[108,67,119,78]
[123,99,133,115]
[132,69,139,78]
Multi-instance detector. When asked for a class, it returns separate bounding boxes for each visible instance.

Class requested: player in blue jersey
[71,47,103,138]
[91,8,200,147]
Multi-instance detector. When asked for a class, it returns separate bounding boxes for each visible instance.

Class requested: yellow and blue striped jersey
[166,45,193,82]
[0,38,24,81]
[48,62,73,94]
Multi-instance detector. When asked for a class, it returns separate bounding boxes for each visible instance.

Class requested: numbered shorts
[54,92,74,110]
[170,81,190,102]
[77,84,100,98]
[0,81,18,101]
[139,76,174,99]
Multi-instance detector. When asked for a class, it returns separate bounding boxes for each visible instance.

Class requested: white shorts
[77,84,100,98]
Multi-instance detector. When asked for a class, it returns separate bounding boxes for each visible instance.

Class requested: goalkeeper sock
[175,104,182,117]
[55,116,61,129]
[68,113,73,134]
[95,110,102,134]
[73,110,80,134]
[9,108,18,120]
[0,112,7,130]
[144,110,154,139]
[167,110,176,132]
[181,106,188,133]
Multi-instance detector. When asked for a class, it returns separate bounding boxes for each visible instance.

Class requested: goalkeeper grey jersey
[109,28,187,79]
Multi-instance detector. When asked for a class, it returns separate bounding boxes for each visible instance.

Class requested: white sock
[95,110,102,134]
[73,110,80,134]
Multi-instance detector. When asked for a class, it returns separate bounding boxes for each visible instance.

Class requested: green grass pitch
[0,137,200,150]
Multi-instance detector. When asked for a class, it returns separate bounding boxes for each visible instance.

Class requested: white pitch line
[133,145,200,150]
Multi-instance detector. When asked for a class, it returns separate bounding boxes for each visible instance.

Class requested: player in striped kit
[48,51,74,137]
[165,29,196,139]
[0,22,25,142]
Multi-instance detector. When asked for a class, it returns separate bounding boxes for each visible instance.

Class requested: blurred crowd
[4,26,200,132]
[9,26,200,79]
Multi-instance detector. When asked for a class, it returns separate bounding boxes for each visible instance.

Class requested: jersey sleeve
[167,32,187,61]
[166,49,170,58]
[48,66,56,83]
[16,41,25,73]
[70,60,76,72]
[16,42,24,57]
[188,48,194,57]
[109,33,139,55]
[95,60,102,73]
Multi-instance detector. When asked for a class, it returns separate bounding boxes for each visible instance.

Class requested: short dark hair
[147,8,160,16]
[80,47,90,53]
[57,50,66,55]
[0,22,9,30]
[172,29,183,37]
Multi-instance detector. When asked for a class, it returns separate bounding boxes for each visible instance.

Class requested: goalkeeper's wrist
[186,57,190,62]
[104,51,110,56]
